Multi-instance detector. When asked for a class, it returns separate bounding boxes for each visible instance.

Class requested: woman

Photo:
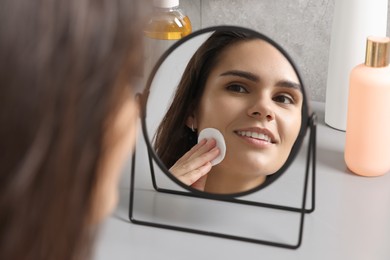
[0,0,148,259]
[154,30,303,194]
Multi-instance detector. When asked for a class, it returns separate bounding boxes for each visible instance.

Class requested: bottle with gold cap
[345,36,390,176]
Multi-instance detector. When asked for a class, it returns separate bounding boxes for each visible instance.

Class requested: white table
[95,101,390,260]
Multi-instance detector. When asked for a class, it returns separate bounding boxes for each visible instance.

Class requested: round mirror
[141,26,309,198]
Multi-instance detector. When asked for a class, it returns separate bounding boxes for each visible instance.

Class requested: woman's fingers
[180,162,212,186]
[172,145,219,178]
[169,139,220,186]
[189,167,209,191]
[172,138,217,174]
[187,138,217,162]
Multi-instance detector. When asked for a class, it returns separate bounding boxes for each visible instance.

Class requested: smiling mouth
[235,130,274,143]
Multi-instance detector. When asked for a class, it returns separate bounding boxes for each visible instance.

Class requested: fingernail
[207,138,216,145]
[199,138,207,144]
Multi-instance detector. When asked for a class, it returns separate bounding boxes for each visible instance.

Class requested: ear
[185,115,197,131]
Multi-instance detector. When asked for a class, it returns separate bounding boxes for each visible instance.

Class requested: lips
[234,127,277,144]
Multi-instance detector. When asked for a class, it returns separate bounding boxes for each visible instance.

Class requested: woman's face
[192,39,303,188]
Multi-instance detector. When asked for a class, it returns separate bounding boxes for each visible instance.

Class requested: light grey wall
[180,0,390,102]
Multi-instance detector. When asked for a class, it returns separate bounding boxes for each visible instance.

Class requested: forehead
[212,39,299,83]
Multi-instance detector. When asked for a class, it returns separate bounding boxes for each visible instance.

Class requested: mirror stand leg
[295,112,317,247]
[128,148,136,222]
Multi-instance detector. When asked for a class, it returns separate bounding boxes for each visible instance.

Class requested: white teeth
[237,131,271,142]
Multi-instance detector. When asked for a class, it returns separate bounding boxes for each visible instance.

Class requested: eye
[226,84,249,93]
[273,94,294,104]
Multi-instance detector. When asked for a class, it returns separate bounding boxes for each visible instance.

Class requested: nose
[248,98,275,121]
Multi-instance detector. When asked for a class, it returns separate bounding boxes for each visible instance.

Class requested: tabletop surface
[94,101,390,260]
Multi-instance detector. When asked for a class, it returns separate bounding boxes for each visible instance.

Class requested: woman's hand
[169,138,220,191]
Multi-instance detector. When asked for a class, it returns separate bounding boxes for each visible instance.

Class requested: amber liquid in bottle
[143,7,192,84]
[144,12,192,40]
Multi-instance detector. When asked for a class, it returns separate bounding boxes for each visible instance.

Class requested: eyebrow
[275,80,302,91]
[220,70,259,82]
[220,70,302,91]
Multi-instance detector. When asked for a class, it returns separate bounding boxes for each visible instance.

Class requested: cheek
[92,99,139,223]
[279,109,302,144]
[110,100,139,167]
[197,95,244,130]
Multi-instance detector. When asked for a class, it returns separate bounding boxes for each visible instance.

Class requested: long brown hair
[154,30,257,168]
[0,0,148,259]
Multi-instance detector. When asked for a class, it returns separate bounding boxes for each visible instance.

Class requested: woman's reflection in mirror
[154,30,303,194]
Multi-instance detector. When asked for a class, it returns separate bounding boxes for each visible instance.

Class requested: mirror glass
[142,26,309,197]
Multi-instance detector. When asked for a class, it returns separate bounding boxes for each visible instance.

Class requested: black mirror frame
[129,25,317,249]
[140,25,310,199]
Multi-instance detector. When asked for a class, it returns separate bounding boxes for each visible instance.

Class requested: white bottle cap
[153,0,179,8]
[198,128,226,166]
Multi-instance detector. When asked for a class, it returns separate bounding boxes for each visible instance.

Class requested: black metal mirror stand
[129,113,317,249]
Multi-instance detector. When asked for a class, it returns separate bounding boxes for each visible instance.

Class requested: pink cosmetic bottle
[345,36,390,176]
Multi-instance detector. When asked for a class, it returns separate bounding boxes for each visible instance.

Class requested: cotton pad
[198,128,226,166]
